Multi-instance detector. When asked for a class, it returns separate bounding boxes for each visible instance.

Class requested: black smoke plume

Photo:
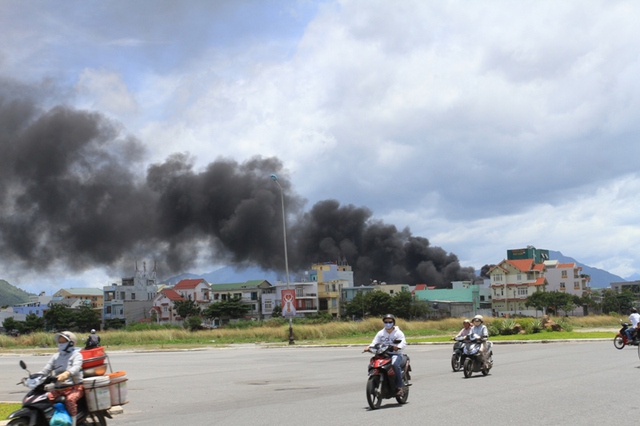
[0,87,475,287]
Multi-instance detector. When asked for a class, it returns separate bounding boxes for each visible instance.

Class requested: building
[210,280,273,321]
[610,280,640,295]
[413,281,492,318]
[149,289,184,323]
[102,261,159,326]
[173,278,211,307]
[543,260,591,296]
[308,261,354,318]
[53,288,104,309]
[11,293,52,318]
[261,281,319,319]
[489,258,547,316]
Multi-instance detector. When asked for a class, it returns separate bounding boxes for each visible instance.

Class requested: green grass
[0,402,22,420]
[0,315,622,351]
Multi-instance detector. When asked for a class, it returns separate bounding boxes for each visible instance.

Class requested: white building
[103,261,158,326]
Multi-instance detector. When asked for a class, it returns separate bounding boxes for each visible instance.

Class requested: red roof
[160,289,184,301]
[173,279,207,290]
[412,284,427,294]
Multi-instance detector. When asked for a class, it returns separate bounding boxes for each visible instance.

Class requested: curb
[0,405,123,425]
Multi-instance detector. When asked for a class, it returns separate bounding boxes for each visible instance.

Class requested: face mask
[384,322,394,330]
[58,343,69,353]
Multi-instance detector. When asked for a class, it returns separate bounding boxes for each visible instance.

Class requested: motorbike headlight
[24,377,40,389]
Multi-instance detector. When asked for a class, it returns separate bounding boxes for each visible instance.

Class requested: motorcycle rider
[453,319,472,339]
[470,315,490,360]
[85,328,101,349]
[365,314,407,396]
[626,308,640,342]
[38,331,84,426]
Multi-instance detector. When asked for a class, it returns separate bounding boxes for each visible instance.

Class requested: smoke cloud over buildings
[0,85,475,287]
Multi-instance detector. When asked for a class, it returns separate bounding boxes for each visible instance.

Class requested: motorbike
[451,336,465,372]
[460,334,493,378]
[7,360,111,426]
[613,321,639,349]
[364,341,411,409]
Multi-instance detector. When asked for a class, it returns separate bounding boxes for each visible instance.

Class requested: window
[574,281,580,290]
[560,282,566,289]
[214,294,219,300]
[332,284,336,292]
[493,274,503,282]
[221,294,227,301]
[251,292,258,301]
[517,274,522,281]
[234,293,242,299]
[265,300,272,310]
[120,292,125,300]
[131,293,136,300]
[106,306,112,314]
[561,270,568,278]
[518,288,527,296]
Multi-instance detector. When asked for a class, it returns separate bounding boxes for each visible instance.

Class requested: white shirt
[470,324,489,339]
[629,313,640,328]
[370,326,406,354]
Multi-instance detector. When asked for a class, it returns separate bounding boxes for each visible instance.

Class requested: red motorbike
[614,321,639,349]
[364,341,411,409]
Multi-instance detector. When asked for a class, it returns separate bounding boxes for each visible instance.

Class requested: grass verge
[0,402,21,420]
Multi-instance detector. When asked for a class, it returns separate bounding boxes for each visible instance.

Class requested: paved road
[2,341,639,425]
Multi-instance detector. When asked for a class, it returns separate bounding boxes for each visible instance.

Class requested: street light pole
[270,174,295,345]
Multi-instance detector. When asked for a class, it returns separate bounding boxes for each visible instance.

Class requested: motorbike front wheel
[366,375,383,410]
[451,353,461,372]
[463,358,474,378]
[614,335,625,350]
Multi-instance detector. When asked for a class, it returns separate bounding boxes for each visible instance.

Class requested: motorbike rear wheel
[84,412,107,425]
[463,358,474,378]
[366,375,383,410]
[7,419,29,426]
[451,353,461,372]
[396,371,409,404]
[614,336,625,350]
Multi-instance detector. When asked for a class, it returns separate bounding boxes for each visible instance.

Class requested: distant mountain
[626,273,640,281]
[0,280,33,306]
[163,265,282,286]
[548,250,625,288]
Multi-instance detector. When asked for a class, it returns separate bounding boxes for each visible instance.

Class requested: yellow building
[309,261,354,318]
[53,287,104,309]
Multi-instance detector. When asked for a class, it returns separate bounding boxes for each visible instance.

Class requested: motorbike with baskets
[7,360,110,426]
[363,340,411,409]
[460,333,493,378]
[614,321,639,349]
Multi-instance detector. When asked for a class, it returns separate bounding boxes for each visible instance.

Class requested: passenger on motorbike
[38,331,84,426]
[626,308,640,342]
[453,319,472,339]
[470,315,489,358]
[365,314,406,396]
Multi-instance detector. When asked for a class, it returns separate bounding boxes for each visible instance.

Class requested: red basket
[80,347,106,369]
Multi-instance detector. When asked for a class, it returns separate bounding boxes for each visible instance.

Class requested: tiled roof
[557,263,576,268]
[160,289,184,301]
[174,279,207,289]
[506,259,535,272]
[58,287,104,296]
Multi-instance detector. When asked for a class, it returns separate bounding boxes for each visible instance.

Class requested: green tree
[390,291,413,318]
[74,304,101,332]
[173,300,201,319]
[43,303,75,331]
[23,313,45,333]
[366,291,393,317]
[2,317,24,335]
[525,290,549,315]
[184,315,203,331]
[601,288,635,314]
[271,305,282,318]
[203,297,250,320]
[344,291,369,319]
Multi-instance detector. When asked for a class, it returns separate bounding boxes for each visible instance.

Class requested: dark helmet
[632,308,638,313]
[382,314,396,325]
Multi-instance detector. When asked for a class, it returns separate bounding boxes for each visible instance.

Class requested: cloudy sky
[2,0,640,293]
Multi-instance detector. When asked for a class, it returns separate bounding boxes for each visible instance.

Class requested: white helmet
[55,331,78,351]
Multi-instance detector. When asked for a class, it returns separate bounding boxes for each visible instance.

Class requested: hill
[548,250,625,288]
[0,280,33,306]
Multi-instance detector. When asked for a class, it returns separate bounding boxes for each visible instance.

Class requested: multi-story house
[543,260,591,296]
[261,281,319,319]
[173,278,211,308]
[149,289,184,323]
[489,258,547,316]
[102,261,158,326]
[210,280,273,320]
[12,293,52,318]
[53,288,104,309]
[308,261,354,318]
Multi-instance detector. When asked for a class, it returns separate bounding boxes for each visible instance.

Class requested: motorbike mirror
[392,339,402,344]
[19,360,27,370]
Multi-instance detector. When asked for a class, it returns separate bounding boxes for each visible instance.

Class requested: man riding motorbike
[365,314,406,396]
[38,331,84,426]
[626,308,640,343]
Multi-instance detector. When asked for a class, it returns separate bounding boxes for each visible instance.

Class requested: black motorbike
[7,360,111,426]
[364,341,411,409]
[460,334,493,378]
[451,336,465,371]
[614,321,639,349]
